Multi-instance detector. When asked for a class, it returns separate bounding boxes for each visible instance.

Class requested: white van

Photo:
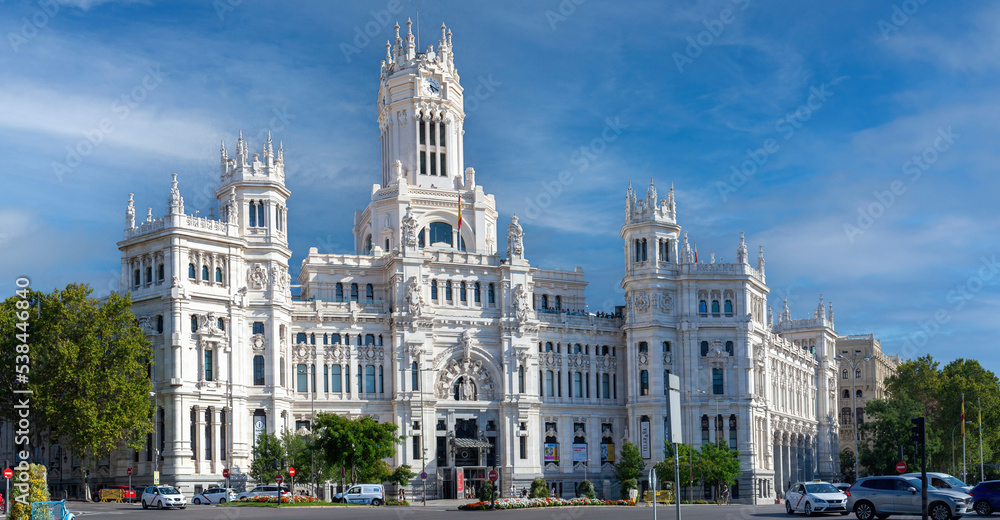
[334,484,385,505]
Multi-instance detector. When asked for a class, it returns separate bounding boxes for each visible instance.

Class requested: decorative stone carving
[247,264,268,289]
[634,291,649,312]
[513,284,529,322]
[435,357,497,401]
[656,292,674,313]
[459,329,475,359]
[126,194,135,229]
[638,352,648,367]
[402,205,418,248]
[663,353,672,364]
[225,187,238,224]
[136,315,155,335]
[406,277,423,316]
[251,333,265,351]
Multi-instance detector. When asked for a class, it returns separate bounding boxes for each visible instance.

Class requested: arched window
[701,415,710,444]
[296,333,306,344]
[573,344,582,354]
[350,283,359,301]
[663,341,671,353]
[364,234,373,253]
[365,334,375,345]
[488,283,495,304]
[699,300,707,314]
[430,280,438,300]
[459,281,467,302]
[474,282,482,303]
[215,267,223,283]
[545,342,553,352]
[257,201,265,227]
[855,368,862,379]
[729,414,737,449]
[330,333,341,344]
[428,222,453,247]
[541,294,549,309]
[310,333,316,345]
[640,370,649,395]
[188,264,196,279]
[445,281,453,301]
[365,365,376,393]
[725,341,734,356]
[335,283,344,301]
[638,342,648,353]
[842,369,849,379]
[842,389,850,399]
[365,283,374,301]
[253,355,265,385]
[418,228,425,247]
[711,300,720,314]
[133,269,141,288]
[156,315,164,334]
[701,341,709,356]
[856,390,863,398]
[201,265,209,281]
[724,300,733,315]
[190,315,198,333]
[157,263,165,282]
[248,201,256,227]
[144,266,152,284]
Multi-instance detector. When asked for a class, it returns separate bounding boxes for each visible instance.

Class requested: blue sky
[2,0,998,373]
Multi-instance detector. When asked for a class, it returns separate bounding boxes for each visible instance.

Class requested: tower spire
[405,18,415,60]
[781,297,790,322]
[737,231,748,264]
[756,245,765,275]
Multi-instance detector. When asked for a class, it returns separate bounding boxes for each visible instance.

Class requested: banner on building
[572,444,587,462]
[640,420,651,459]
[544,443,559,463]
[600,443,615,463]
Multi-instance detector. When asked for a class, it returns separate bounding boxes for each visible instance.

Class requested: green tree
[613,441,645,484]
[0,285,153,500]
[938,359,1000,479]
[478,480,498,502]
[655,442,702,499]
[699,440,741,499]
[384,464,416,486]
[312,413,405,485]
[577,479,596,499]
[858,393,938,475]
[249,432,284,484]
[840,449,857,483]
[9,463,50,520]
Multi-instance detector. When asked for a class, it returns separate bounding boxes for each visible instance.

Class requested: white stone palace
[10,20,891,504]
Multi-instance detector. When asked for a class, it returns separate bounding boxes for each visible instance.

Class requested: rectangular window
[440,153,447,177]
[253,355,265,386]
[297,364,308,393]
[445,282,452,300]
[436,436,447,467]
[518,367,524,393]
[331,365,342,392]
[420,151,427,175]
[519,436,527,459]
[474,282,481,303]
[439,121,446,146]
[323,365,329,392]
[429,121,436,146]
[430,152,437,176]
[602,374,610,399]
[190,408,197,460]
[488,283,495,304]
[412,362,419,391]
[205,412,212,460]
[712,368,724,395]
[157,264,165,282]
[557,371,562,397]
[460,282,467,302]
[545,371,554,397]
[574,372,582,398]
[204,350,214,381]
[419,121,425,145]
[413,435,422,459]
[365,366,376,393]
[431,280,438,300]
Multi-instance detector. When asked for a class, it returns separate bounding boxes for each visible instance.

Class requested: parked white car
[191,487,235,504]
[140,486,187,510]
[334,484,385,505]
[236,485,290,501]
[900,472,973,494]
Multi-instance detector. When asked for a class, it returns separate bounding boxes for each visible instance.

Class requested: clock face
[255,420,264,430]
[424,78,440,95]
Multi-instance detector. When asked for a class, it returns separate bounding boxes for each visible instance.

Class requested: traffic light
[911,417,925,445]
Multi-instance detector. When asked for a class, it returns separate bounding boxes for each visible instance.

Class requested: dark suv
[847,476,970,520]
[969,480,1000,516]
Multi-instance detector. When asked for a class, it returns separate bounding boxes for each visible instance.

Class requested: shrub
[619,478,638,500]
[577,480,596,499]
[477,481,498,502]
[529,478,549,498]
[9,464,50,520]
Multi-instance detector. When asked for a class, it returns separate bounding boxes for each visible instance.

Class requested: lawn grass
[220,500,360,507]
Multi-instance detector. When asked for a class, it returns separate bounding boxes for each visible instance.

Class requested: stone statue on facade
[406,277,423,316]
[126,194,135,229]
[402,205,418,248]
[513,284,529,322]
[506,215,523,258]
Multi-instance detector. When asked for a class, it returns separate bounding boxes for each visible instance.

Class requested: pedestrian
[722,484,730,505]
[510,484,515,498]
[399,487,405,502]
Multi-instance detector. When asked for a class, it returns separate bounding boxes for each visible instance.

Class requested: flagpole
[962,393,967,484]
[979,397,984,483]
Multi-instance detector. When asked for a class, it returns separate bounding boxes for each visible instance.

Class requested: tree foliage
[655,442,702,491]
[578,479,596,499]
[613,441,645,484]
[698,440,742,494]
[530,478,549,498]
[311,413,405,485]
[249,431,284,484]
[0,285,152,478]
[859,393,938,475]
[840,449,857,483]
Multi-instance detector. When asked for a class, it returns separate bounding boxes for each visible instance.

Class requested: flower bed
[459,497,635,510]
[240,494,320,504]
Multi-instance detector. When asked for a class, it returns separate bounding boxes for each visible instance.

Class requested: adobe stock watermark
[716,81,837,202]
[877,0,930,40]
[339,0,407,63]
[672,0,751,73]
[843,126,958,244]
[464,74,501,114]
[898,254,999,357]
[6,0,74,53]
[521,116,628,223]
[545,0,585,31]
[50,63,169,182]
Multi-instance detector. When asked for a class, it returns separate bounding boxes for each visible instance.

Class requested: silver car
[848,476,970,520]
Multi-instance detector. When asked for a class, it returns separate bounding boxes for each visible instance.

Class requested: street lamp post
[150,391,158,480]
[835,353,871,481]
[310,364,316,497]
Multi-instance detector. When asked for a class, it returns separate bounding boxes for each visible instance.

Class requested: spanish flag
[457,191,463,231]
[694,243,699,263]
[961,394,966,437]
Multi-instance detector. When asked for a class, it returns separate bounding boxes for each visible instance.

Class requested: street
[57,502,843,520]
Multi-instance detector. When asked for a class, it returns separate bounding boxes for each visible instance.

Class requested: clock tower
[377,19,465,189]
